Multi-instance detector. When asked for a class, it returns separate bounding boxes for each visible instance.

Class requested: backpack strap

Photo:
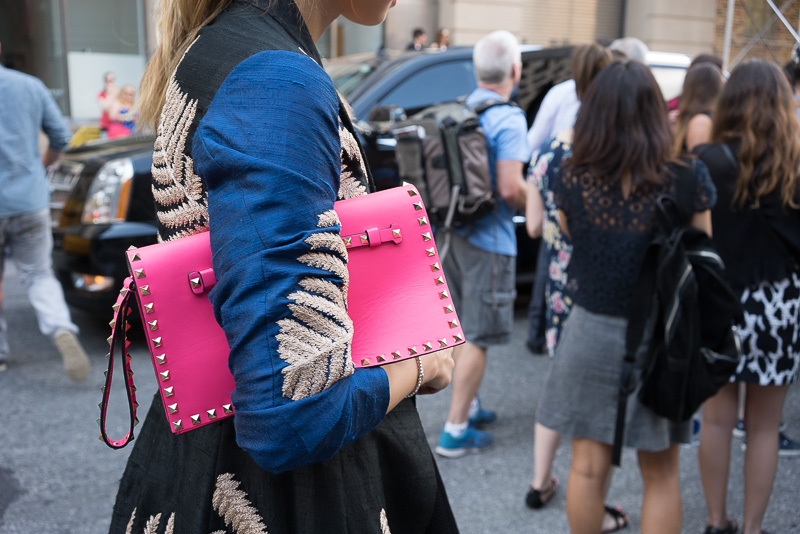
[612,158,696,466]
[471,100,515,115]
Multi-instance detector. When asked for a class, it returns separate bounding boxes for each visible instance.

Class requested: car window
[650,66,688,102]
[327,61,378,98]
[377,60,476,112]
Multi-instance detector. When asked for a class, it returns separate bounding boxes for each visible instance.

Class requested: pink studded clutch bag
[98,184,464,448]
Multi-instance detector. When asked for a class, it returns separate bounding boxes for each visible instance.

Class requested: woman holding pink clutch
[107,1,456,532]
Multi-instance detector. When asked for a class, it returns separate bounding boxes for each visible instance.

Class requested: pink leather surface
[123,184,463,435]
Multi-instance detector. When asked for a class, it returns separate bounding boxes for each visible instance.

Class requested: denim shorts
[439,232,516,348]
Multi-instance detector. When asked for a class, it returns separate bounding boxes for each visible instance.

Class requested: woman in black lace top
[536,60,717,534]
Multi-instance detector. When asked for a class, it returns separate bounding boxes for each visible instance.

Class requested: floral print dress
[529,138,575,356]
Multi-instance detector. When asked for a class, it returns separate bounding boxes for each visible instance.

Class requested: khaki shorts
[439,232,517,348]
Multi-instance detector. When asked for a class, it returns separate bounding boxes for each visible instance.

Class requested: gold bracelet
[405,356,424,398]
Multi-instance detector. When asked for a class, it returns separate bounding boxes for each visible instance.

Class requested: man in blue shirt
[435,30,531,457]
[0,43,90,381]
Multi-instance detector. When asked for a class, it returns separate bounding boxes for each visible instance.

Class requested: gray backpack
[392,99,511,229]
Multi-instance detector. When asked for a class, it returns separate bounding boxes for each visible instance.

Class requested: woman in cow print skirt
[694,60,800,534]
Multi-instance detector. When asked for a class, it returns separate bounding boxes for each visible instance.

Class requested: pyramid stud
[148,320,159,331]
[133,401,139,409]
[377,354,386,363]
[130,253,141,262]
[134,268,146,279]
[439,338,448,347]
[155,354,167,365]
[159,370,170,381]
[164,386,174,397]
[408,346,418,355]
[108,319,116,328]
[392,229,401,238]
[443,305,454,313]
[191,414,202,426]
[133,417,140,428]
[454,333,464,342]
[392,351,402,359]
[107,335,114,346]
[417,217,428,226]
[222,404,233,414]
[423,342,433,351]
[207,409,217,420]
[413,202,423,211]
[439,290,449,300]
[119,287,129,296]
[168,403,178,414]
[139,285,150,296]
[112,303,120,313]
[434,276,445,286]
[408,189,418,196]
[172,420,183,431]
[143,303,154,314]
[426,248,436,257]
[449,319,459,328]
[360,235,369,244]
[96,418,102,428]
[344,237,352,247]
[127,245,137,251]
[422,232,432,242]
[190,277,201,289]
[98,434,104,442]
[100,386,106,394]
[430,262,440,272]
[152,337,163,348]
[361,359,370,366]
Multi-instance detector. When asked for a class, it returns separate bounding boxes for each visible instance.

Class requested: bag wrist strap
[98,277,139,449]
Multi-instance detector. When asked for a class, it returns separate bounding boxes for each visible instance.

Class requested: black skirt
[110,394,458,534]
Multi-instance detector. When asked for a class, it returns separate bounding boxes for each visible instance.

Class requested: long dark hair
[712,59,800,209]
[673,63,723,154]
[565,60,677,194]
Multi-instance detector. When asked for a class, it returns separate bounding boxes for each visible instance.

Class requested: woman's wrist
[405,356,424,398]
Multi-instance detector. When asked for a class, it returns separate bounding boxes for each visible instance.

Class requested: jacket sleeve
[38,79,72,151]
[192,50,390,473]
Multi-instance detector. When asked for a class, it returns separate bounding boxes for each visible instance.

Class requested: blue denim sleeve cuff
[233,367,389,473]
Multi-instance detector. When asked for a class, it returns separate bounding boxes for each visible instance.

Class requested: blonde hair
[138,0,234,129]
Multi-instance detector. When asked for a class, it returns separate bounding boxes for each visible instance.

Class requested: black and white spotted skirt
[735,271,800,386]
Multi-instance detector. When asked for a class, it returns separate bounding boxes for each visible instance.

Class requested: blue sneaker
[469,407,497,428]
[435,427,493,458]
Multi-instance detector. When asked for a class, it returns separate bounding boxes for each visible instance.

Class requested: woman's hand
[417,348,455,395]
[382,348,454,412]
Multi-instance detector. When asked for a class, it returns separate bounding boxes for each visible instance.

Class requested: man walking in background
[0,42,90,381]
[435,30,531,457]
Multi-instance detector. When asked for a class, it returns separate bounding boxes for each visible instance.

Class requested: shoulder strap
[673,159,697,225]
[472,100,515,115]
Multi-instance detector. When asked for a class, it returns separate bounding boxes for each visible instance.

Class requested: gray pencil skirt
[537,305,690,451]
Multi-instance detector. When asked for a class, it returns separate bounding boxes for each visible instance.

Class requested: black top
[553,161,717,317]
[694,140,800,292]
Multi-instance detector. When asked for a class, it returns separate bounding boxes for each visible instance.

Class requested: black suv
[47,46,575,312]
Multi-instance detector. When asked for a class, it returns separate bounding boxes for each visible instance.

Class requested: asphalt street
[0,262,798,534]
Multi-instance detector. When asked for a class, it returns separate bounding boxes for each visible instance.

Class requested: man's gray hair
[609,37,649,63]
[473,30,521,85]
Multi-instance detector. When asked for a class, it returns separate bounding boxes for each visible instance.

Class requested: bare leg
[741,384,788,534]
[638,444,681,534]
[446,341,487,424]
[531,423,561,489]
[566,438,613,534]
[698,382,739,529]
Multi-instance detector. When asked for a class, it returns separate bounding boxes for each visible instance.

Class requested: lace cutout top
[553,161,716,316]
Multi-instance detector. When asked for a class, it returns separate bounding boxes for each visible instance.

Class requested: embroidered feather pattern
[151,76,210,241]
[338,124,368,200]
[277,211,354,401]
[380,509,392,533]
[212,473,270,534]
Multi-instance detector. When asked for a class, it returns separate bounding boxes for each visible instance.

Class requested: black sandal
[602,505,629,533]
[703,520,739,534]
[525,477,558,509]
